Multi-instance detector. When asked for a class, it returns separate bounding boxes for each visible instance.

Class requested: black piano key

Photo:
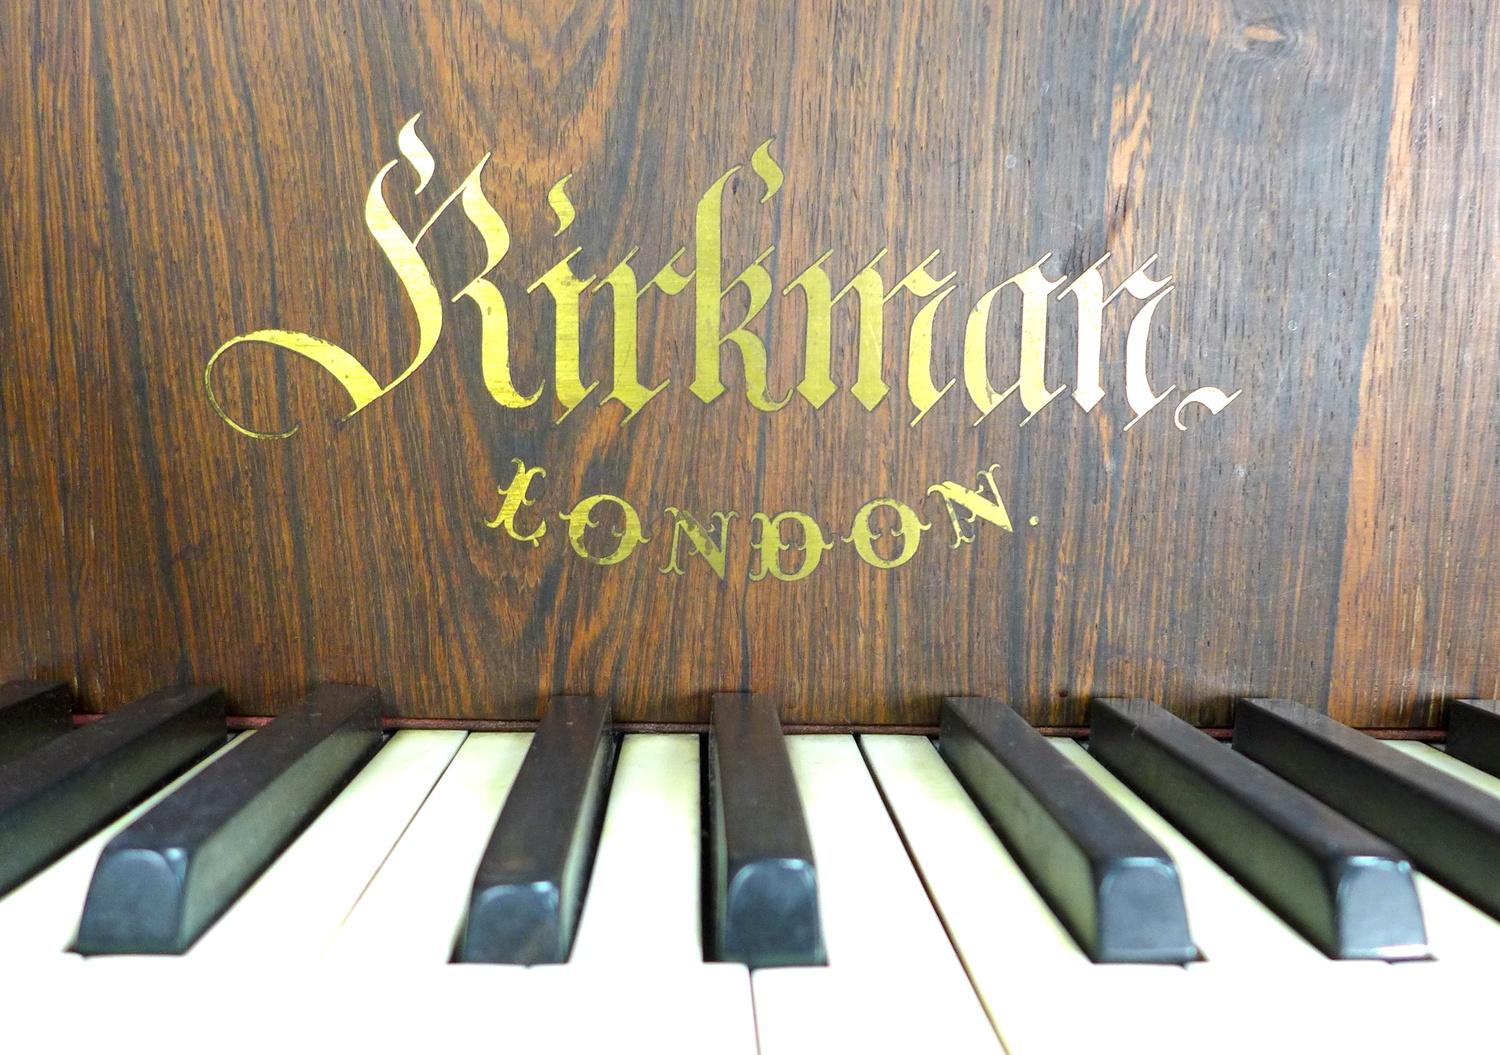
[1234,697,1500,920]
[1090,698,1427,959]
[939,697,1196,964]
[0,680,75,764]
[705,693,826,969]
[0,685,226,896]
[74,684,381,954]
[1445,700,1500,777]
[455,695,614,964]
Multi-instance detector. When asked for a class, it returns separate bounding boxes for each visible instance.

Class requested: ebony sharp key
[1446,700,1500,778]
[0,685,226,896]
[0,680,74,765]
[455,696,614,964]
[705,693,826,968]
[1090,698,1427,960]
[74,684,382,954]
[1234,697,1500,920]
[939,697,1196,964]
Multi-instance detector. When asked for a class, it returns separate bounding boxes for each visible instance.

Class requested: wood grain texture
[1,0,1494,726]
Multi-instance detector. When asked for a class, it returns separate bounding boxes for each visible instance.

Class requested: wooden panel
[1328,0,1500,726]
[0,0,1493,726]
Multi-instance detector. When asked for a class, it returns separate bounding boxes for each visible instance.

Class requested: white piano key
[1411,871,1500,966]
[511,961,756,1055]
[532,734,757,1055]
[0,732,247,961]
[326,731,530,963]
[567,733,704,964]
[753,735,999,1055]
[861,733,1201,1055]
[254,734,546,1053]
[190,729,467,960]
[73,958,746,1054]
[858,735,1086,975]
[1388,740,1500,796]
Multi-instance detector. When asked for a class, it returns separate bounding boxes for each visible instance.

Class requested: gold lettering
[483,459,548,546]
[1118,260,1176,430]
[750,511,834,582]
[1174,386,1242,430]
[783,249,898,410]
[528,248,598,423]
[780,248,957,421]
[448,164,535,410]
[1057,253,1110,413]
[205,329,386,440]
[690,145,791,411]
[843,498,930,570]
[547,175,576,235]
[749,138,785,201]
[898,255,958,425]
[964,255,1066,426]
[659,508,737,579]
[928,466,1014,547]
[1059,254,1178,429]
[780,249,840,409]
[596,249,684,423]
[206,118,1243,449]
[207,114,512,437]
[558,493,649,566]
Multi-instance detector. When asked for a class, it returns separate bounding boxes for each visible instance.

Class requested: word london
[485,460,1023,583]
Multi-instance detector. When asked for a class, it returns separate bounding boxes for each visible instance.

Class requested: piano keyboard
[1,685,1498,1054]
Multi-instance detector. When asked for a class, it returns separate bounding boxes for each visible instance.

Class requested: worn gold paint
[782,246,969,421]
[204,328,385,439]
[659,508,737,578]
[928,467,1015,547]
[484,459,549,546]
[750,511,834,582]
[474,460,1030,579]
[558,494,650,566]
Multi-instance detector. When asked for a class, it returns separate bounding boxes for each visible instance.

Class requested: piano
[2,2,1496,1053]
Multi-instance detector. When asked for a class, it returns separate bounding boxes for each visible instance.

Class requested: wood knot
[1238,18,1294,56]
